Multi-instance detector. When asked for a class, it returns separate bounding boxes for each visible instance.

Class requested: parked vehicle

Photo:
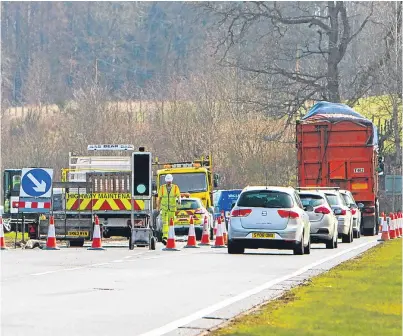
[228,186,311,255]
[213,189,242,227]
[156,197,213,240]
[297,190,338,249]
[339,189,363,238]
[296,101,384,236]
[322,189,354,243]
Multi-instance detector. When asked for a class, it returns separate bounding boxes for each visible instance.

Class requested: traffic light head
[131,152,152,198]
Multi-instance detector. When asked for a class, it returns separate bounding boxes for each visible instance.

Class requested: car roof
[241,186,295,194]
[298,190,327,197]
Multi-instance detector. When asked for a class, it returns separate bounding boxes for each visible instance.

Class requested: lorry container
[296,101,383,236]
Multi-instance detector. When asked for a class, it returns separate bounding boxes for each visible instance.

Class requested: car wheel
[326,237,335,249]
[228,240,244,254]
[304,237,311,254]
[293,236,304,255]
[342,226,353,243]
[353,229,361,239]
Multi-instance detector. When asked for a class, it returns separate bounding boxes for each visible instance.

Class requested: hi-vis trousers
[162,210,176,239]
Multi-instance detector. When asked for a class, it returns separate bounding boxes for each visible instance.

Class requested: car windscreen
[177,199,202,210]
[159,173,207,193]
[299,194,325,207]
[237,190,293,208]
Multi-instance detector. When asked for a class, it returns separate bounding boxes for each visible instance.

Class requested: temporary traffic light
[131,151,152,198]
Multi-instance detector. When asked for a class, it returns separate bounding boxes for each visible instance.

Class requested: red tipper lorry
[296,101,382,236]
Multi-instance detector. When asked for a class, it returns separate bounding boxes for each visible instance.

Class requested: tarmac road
[0,236,379,336]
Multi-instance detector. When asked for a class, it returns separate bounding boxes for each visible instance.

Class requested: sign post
[18,168,54,242]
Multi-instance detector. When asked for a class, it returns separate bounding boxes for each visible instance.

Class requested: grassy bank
[213,240,402,336]
[4,232,29,243]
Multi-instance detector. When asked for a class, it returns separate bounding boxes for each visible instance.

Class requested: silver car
[298,191,338,249]
[323,190,354,243]
[339,190,363,239]
[228,186,311,255]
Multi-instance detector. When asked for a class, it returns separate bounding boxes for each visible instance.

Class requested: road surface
[1,236,379,336]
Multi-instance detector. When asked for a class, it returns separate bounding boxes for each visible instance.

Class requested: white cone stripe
[0,219,4,238]
[48,224,56,237]
[168,224,175,238]
[188,223,196,236]
[93,225,101,239]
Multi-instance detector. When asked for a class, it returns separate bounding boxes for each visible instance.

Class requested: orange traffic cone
[389,214,396,239]
[212,217,226,248]
[185,216,199,248]
[395,213,401,238]
[163,218,179,251]
[0,216,8,250]
[379,215,390,241]
[399,213,403,236]
[199,216,211,246]
[222,214,228,245]
[379,212,384,232]
[88,215,105,250]
[43,215,60,250]
[393,213,400,238]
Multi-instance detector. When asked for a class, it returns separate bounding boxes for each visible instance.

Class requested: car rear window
[237,190,293,208]
[299,194,325,207]
[325,193,344,206]
[341,194,352,205]
[178,200,201,210]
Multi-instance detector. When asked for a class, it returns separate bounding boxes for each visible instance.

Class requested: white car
[323,189,354,243]
[339,190,363,239]
[228,186,311,255]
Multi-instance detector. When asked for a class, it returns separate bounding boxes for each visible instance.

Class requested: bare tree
[201,1,375,116]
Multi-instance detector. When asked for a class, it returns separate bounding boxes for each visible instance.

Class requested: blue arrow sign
[20,168,53,198]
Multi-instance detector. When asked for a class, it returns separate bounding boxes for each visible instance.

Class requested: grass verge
[212,240,402,336]
[4,232,30,243]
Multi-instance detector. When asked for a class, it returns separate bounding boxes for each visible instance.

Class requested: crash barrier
[378,212,402,241]
[0,216,8,250]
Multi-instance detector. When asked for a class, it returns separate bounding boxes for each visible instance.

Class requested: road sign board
[20,168,53,198]
[12,197,52,213]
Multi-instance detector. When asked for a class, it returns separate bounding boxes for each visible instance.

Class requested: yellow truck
[152,155,219,239]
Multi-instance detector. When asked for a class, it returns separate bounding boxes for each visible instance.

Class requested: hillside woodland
[1,2,402,208]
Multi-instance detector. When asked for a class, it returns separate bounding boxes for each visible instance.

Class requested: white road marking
[30,270,58,276]
[112,260,124,263]
[138,240,378,336]
[91,263,110,267]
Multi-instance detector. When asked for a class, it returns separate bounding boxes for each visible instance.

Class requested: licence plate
[252,232,275,239]
[67,231,89,237]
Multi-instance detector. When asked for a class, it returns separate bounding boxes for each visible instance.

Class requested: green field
[213,240,402,336]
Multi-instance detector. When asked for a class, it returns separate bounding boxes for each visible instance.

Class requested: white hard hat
[165,174,173,183]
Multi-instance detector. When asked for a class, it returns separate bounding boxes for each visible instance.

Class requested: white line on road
[112,260,124,263]
[30,270,58,276]
[138,240,378,336]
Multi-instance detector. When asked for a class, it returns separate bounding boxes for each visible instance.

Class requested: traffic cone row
[199,216,211,246]
[0,216,7,250]
[212,217,226,248]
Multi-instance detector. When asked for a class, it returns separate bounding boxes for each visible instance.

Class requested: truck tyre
[228,240,244,254]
